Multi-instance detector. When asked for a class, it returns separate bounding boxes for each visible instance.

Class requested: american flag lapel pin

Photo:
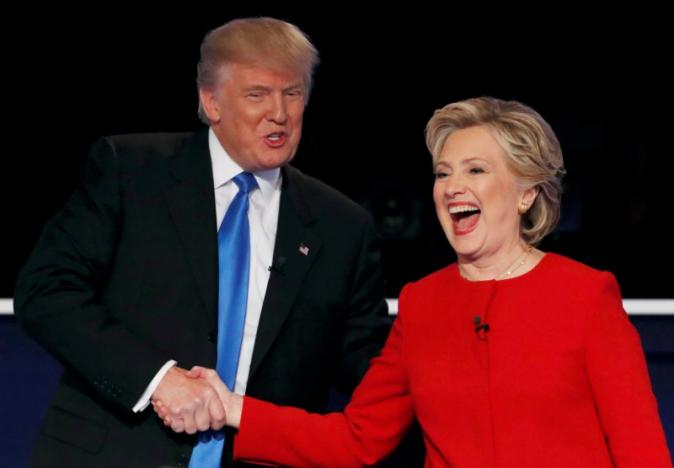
[299,243,310,256]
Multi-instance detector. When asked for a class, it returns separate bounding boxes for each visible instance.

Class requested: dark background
[3,4,673,299]
[1,4,673,466]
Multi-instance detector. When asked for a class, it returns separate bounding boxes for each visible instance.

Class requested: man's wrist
[133,359,177,412]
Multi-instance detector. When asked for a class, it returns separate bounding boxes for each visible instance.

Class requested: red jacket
[235,254,672,467]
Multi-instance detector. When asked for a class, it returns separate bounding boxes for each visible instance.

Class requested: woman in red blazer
[159,97,672,467]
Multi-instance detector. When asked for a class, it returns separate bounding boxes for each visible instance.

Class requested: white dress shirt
[133,128,281,411]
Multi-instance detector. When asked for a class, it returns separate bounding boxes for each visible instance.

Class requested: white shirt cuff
[132,359,177,413]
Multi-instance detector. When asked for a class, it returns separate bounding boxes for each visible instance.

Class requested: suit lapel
[248,166,322,379]
[162,130,218,323]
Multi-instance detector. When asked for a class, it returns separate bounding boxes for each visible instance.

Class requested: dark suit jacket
[15,130,390,467]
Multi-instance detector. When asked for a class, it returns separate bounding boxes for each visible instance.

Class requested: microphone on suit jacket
[268,256,287,274]
[474,315,490,339]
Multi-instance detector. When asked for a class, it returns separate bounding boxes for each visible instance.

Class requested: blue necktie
[189,172,258,468]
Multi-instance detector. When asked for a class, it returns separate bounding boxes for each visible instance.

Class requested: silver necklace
[460,246,533,281]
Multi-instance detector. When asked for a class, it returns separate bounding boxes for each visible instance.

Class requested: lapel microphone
[268,256,287,274]
[474,315,490,340]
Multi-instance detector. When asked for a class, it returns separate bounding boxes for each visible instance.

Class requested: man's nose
[267,93,288,124]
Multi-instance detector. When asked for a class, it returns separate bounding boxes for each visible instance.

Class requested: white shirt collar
[208,128,281,202]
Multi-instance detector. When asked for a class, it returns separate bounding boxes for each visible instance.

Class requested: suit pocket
[40,406,108,454]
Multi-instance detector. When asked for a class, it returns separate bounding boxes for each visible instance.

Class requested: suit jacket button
[176,451,189,466]
[208,331,217,343]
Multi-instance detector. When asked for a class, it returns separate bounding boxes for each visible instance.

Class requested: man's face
[200,62,307,171]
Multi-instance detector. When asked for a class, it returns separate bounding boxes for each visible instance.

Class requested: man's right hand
[186,366,243,429]
[151,366,226,434]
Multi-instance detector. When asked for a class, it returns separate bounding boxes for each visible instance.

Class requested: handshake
[151,366,243,433]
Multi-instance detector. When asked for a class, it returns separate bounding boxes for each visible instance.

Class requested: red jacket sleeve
[234,287,415,467]
[585,272,672,467]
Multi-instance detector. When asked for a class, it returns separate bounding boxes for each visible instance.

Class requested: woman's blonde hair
[426,97,566,245]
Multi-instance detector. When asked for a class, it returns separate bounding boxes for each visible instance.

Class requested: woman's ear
[518,186,539,214]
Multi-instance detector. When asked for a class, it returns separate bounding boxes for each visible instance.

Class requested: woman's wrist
[226,393,243,429]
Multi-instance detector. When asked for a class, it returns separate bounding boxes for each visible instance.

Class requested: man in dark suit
[14,17,389,467]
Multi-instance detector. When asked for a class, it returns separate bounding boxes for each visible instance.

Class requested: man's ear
[199,88,220,123]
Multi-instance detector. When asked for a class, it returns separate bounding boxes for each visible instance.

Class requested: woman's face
[433,125,536,262]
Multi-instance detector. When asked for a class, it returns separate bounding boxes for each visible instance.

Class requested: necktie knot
[233,172,258,194]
